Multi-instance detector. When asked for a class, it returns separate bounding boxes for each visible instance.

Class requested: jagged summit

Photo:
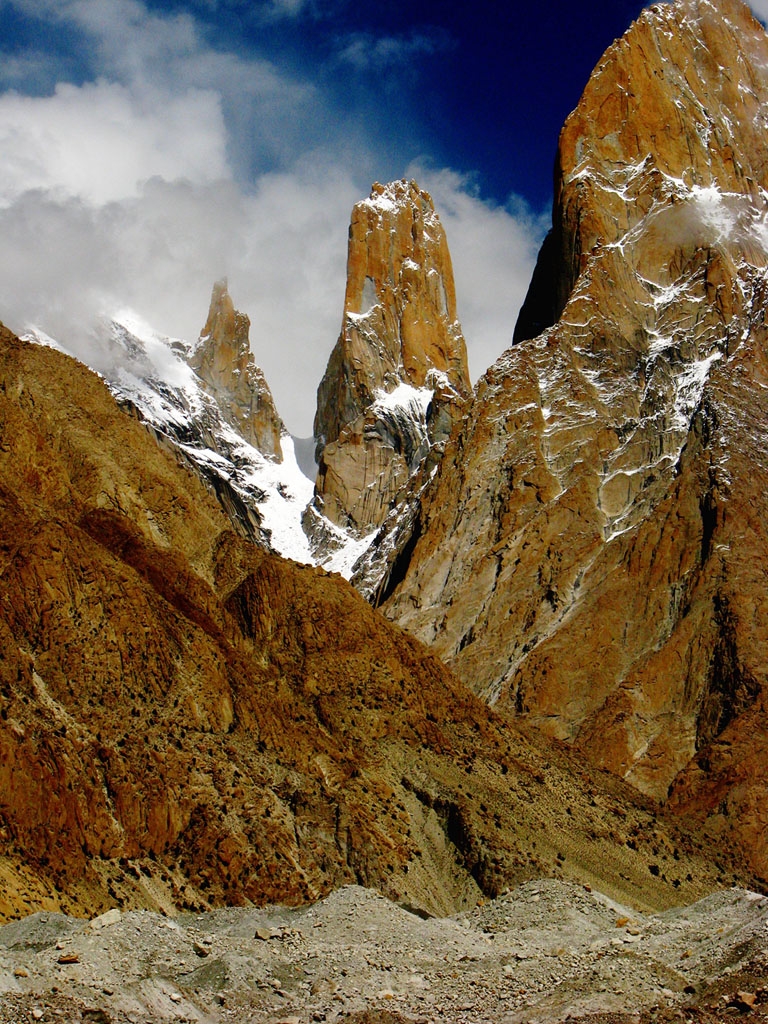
[311,179,471,538]
[382,0,768,877]
[24,291,316,560]
[21,185,474,586]
[190,279,284,461]
[515,0,768,344]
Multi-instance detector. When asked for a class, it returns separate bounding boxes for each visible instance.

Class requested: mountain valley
[3,0,768,1021]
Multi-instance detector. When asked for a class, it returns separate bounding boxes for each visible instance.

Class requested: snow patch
[322,529,378,577]
[673,350,722,427]
[689,185,739,242]
[245,435,316,565]
[361,192,397,214]
[372,382,433,418]
[23,328,74,358]
[360,276,377,314]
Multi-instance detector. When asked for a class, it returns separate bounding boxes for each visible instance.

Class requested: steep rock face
[0,326,742,921]
[311,180,471,537]
[383,0,768,875]
[75,304,316,562]
[189,280,284,460]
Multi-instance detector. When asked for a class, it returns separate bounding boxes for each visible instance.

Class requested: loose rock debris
[0,880,767,1023]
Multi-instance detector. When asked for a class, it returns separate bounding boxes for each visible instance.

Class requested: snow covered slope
[25,312,371,575]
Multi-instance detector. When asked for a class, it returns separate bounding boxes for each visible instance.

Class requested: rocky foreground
[1,881,767,1024]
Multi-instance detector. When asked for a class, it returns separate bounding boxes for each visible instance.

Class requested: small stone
[169,992,182,1003]
[57,953,80,964]
[13,967,29,977]
[193,941,210,957]
[735,991,758,1010]
[255,926,276,941]
[32,1010,44,1021]
[89,908,121,930]
[311,977,336,995]
[82,1011,111,1023]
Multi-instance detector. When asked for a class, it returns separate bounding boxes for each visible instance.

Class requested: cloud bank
[0,0,545,435]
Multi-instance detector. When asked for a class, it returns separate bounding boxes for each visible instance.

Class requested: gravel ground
[0,880,767,1023]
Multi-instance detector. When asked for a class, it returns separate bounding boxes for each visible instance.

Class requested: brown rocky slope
[0,326,748,922]
[383,0,768,877]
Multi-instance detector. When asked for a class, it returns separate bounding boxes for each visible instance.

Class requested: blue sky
[0,0,762,434]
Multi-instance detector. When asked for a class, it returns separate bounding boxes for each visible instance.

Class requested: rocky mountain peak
[189,280,284,460]
[515,0,768,344]
[382,0,768,879]
[311,179,471,537]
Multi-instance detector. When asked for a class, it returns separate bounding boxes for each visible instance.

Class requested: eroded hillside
[0,326,747,923]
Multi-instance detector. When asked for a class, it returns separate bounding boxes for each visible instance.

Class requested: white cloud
[262,0,310,18]
[338,30,452,71]
[0,0,546,437]
[4,0,321,179]
[0,81,227,205]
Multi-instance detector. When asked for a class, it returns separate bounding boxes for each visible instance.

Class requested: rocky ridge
[26,191,471,585]
[0,325,749,928]
[382,0,768,877]
[26,294,322,565]
[189,280,284,461]
[309,180,471,554]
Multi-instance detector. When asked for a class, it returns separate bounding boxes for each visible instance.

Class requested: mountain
[25,291,328,564]
[308,180,471,549]
[382,0,768,879]
[6,0,768,945]
[0,325,745,923]
[23,187,471,587]
[189,279,284,460]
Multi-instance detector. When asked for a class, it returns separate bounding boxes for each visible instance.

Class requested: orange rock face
[0,326,740,921]
[384,0,768,876]
[312,180,471,535]
[190,280,284,459]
